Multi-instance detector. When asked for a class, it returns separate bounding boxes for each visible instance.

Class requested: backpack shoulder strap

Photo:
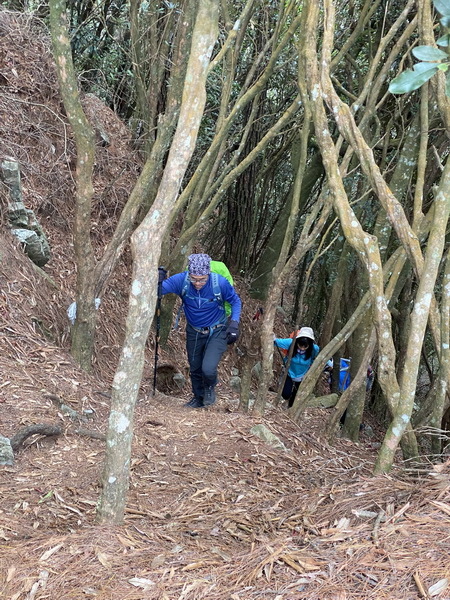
[180,271,223,308]
[211,272,223,306]
[180,272,190,299]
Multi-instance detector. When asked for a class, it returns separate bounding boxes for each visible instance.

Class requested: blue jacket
[162,272,241,328]
[274,339,319,381]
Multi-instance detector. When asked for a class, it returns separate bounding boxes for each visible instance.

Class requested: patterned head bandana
[188,253,211,276]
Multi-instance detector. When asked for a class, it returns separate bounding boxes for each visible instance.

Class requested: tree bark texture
[430,251,450,455]
[49,0,96,371]
[96,0,219,524]
[374,164,450,473]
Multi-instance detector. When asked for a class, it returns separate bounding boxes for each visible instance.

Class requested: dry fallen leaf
[96,551,112,569]
[128,577,155,590]
[150,554,166,568]
[6,566,16,583]
[428,578,449,597]
[39,544,63,562]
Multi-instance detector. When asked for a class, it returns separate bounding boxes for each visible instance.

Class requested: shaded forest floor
[0,8,450,600]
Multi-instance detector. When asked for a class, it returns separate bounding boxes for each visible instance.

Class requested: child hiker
[274,326,319,408]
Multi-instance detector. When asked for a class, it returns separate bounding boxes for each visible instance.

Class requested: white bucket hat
[296,326,315,341]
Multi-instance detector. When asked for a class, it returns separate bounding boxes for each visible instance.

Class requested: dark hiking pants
[282,375,301,408]
[186,322,228,399]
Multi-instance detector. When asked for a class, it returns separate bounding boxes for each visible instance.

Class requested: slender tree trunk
[340,328,376,440]
[430,251,450,456]
[328,330,376,440]
[303,0,401,425]
[249,152,323,301]
[96,0,219,524]
[319,240,349,347]
[49,0,96,371]
[374,171,450,472]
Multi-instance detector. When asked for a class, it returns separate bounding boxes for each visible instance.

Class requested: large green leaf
[434,0,450,17]
[440,15,450,26]
[436,34,450,47]
[413,61,441,72]
[412,45,448,61]
[389,65,438,94]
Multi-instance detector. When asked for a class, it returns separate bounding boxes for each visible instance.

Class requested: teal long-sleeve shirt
[274,338,319,381]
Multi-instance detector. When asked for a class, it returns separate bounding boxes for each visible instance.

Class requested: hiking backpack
[174,260,234,328]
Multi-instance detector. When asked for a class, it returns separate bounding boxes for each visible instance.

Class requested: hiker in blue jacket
[161,253,241,408]
[274,326,319,408]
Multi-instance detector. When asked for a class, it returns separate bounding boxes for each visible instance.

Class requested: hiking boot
[203,387,216,407]
[184,397,198,407]
[184,396,204,408]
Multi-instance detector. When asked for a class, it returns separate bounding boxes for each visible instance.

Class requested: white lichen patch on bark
[311,84,320,101]
[150,210,160,224]
[132,280,142,295]
[199,52,212,67]
[115,371,127,384]
[111,411,130,433]
[413,293,432,315]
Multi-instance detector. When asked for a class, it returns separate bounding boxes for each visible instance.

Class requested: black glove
[158,267,167,283]
[226,320,239,345]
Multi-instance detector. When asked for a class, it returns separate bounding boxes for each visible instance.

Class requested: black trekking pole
[153,267,167,396]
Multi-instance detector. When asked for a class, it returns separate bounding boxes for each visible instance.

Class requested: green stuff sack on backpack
[210,260,233,317]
